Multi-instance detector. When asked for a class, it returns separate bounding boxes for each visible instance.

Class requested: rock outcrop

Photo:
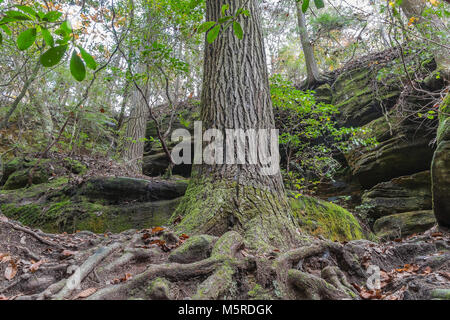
[431,93,450,228]
[312,50,444,238]
[373,210,436,239]
[361,171,432,219]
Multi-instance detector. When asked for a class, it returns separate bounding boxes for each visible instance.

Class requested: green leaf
[241,9,251,17]
[221,4,229,16]
[314,0,324,9]
[78,46,97,70]
[218,16,232,24]
[70,50,86,81]
[5,10,32,21]
[233,21,243,40]
[17,28,36,51]
[302,0,310,13]
[61,20,72,34]
[43,11,62,22]
[197,21,216,33]
[0,24,10,35]
[0,32,2,45]
[16,5,39,19]
[207,24,220,44]
[0,17,17,25]
[41,28,54,47]
[40,44,67,67]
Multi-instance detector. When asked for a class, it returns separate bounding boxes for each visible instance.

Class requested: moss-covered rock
[3,168,49,190]
[168,234,217,263]
[373,210,436,239]
[1,157,82,190]
[1,174,185,234]
[331,67,401,127]
[361,171,432,219]
[431,288,450,300]
[1,196,182,234]
[63,158,87,175]
[146,277,171,300]
[0,158,24,185]
[290,195,364,242]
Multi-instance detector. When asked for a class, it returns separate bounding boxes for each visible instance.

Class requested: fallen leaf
[422,266,432,274]
[61,250,76,257]
[30,260,45,273]
[4,260,18,281]
[151,227,165,235]
[111,273,132,284]
[359,290,374,300]
[0,253,11,263]
[351,283,362,292]
[150,239,166,246]
[75,287,97,299]
[179,234,189,240]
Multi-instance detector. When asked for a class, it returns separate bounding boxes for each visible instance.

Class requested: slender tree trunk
[29,91,54,140]
[122,88,149,173]
[117,79,131,131]
[400,0,450,78]
[295,2,322,87]
[174,0,299,251]
[0,61,40,130]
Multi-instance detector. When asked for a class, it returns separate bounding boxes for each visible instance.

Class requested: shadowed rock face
[432,141,450,228]
[431,94,450,228]
[342,94,437,187]
[78,177,188,203]
[373,210,436,239]
[361,171,432,220]
[143,152,192,178]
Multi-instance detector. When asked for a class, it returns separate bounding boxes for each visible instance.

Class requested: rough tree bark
[173,0,299,251]
[295,2,324,88]
[122,88,149,174]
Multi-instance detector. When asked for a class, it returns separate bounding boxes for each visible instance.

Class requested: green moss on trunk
[172,178,300,251]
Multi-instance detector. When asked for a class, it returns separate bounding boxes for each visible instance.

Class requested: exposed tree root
[52,242,122,300]
[288,269,351,300]
[3,220,65,250]
[1,216,449,300]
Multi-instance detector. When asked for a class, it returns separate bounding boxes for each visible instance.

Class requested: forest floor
[1,210,449,300]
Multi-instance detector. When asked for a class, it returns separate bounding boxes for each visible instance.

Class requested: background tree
[295,0,323,87]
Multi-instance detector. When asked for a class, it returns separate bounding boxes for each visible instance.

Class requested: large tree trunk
[173,0,299,251]
[295,2,323,87]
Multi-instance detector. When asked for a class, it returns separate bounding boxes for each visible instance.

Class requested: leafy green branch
[196,3,250,44]
[0,4,96,82]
